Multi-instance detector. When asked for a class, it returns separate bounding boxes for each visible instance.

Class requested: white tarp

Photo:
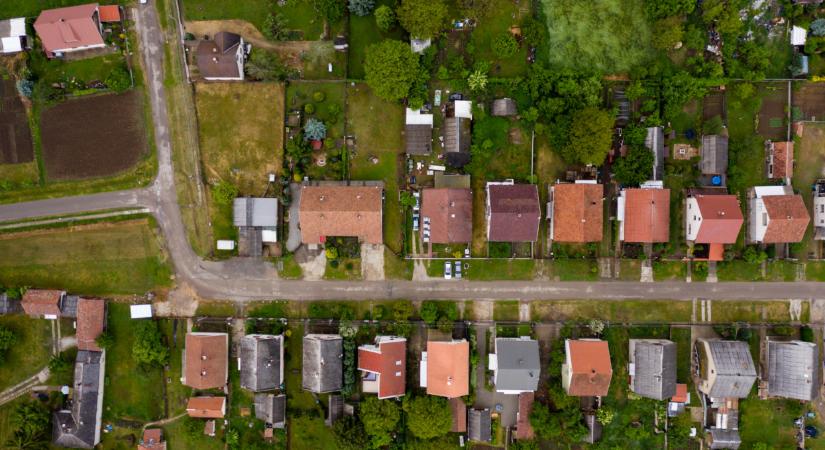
[792,26,807,46]
[217,240,235,250]
[0,37,21,53]
[454,100,473,119]
[405,108,433,126]
[261,229,277,243]
[130,304,153,319]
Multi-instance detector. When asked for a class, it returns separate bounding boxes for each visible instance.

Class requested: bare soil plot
[0,79,33,164]
[792,82,825,121]
[40,91,148,180]
[757,83,788,140]
[702,90,725,123]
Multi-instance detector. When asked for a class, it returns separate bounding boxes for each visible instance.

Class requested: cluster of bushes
[419,301,459,332]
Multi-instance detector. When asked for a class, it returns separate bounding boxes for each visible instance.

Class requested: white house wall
[685,197,702,241]
[749,197,769,242]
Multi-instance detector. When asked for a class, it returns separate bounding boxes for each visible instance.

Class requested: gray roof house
[696,339,756,399]
[302,334,343,393]
[645,126,666,181]
[53,351,105,449]
[240,334,284,392]
[0,293,20,315]
[701,135,729,176]
[254,393,286,428]
[709,428,741,449]
[766,340,820,401]
[405,108,434,155]
[492,98,517,117]
[490,337,540,394]
[233,197,278,256]
[468,408,492,442]
[443,117,472,168]
[629,339,677,400]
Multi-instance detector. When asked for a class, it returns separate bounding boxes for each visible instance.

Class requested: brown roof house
[420,188,472,244]
[686,191,744,261]
[421,340,469,398]
[186,396,226,419]
[76,298,106,352]
[138,429,166,450]
[405,108,433,155]
[196,31,248,81]
[486,182,540,242]
[548,181,603,243]
[748,185,809,244]
[299,183,383,246]
[562,339,613,397]
[358,336,406,399]
[34,3,105,58]
[617,186,670,243]
[182,332,228,390]
[765,140,794,181]
[21,289,67,319]
[515,392,535,440]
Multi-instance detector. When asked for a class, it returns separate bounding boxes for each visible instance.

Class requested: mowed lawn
[0,219,172,295]
[793,122,825,259]
[346,83,405,253]
[469,0,531,77]
[0,0,123,17]
[182,0,324,40]
[0,315,52,391]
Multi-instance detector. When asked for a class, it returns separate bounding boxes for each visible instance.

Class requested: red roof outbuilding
[76,298,105,351]
[21,289,64,317]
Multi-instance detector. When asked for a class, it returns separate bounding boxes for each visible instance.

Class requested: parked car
[422,231,430,243]
[412,214,420,231]
[454,261,462,279]
[806,426,819,438]
[413,191,420,210]
[444,261,452,279]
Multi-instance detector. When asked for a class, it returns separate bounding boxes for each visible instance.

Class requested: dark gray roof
[443,117,471,167]
[233,198,278,228]
[709,428,741,449]
[468,409,491,442]
[405,124,432,155]
[302,334,343,393]
[494,338,540,392]
[703,340,756,398]
[326,394,344,426]
[766,340,820,401]
[254,393,285,427]
[584,413,603,444]
[701,135,729,175]
[61,295,78,318]
[630,339,677,400]
[0,293,20,315]
[492,98,517,116]
[240,334,283,392]
[53,351,104,449]
[645,127,666,181]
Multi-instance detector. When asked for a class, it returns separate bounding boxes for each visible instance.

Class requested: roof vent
[201,355,208,360]
[447,376,453,385]
[201,370,207,376]
[319,195,325,201]
[517,213,522,218]
[357,194,362,199]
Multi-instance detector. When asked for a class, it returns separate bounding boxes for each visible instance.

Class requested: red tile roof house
[685,191,744,261]
[765,140,794,182]
[34,4,106,58]
[21,289,66,319]
[485,182,541,242]
[420,188,472,244]
[561,339,613,397]
[548,181,603,243]
[76,298,106,352]
[299,183,384,247]
[515,392,535,440]
[358,336,406,399]
[138,428,166,450]
[186,396,226,418]
[748,185,810,244]
[421,340,469,398]
[617,187,670,243]
[182,333,229,390]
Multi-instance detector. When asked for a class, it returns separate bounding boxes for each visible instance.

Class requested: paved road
[2,2,825,303]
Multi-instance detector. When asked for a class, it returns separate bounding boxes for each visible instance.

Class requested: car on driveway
[444,261,452,279]
[454,261,462,279]
[412,213,420,231]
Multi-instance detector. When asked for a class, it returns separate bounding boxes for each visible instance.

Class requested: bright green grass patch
[0,315,52,392]
[324,258,362,280]
[285,323,318,411]
[466,259,535,280]
[739,396,812,449]
[31,53,126,88]
[653,260,686,280]
[385,248,413,280]
[182,0,325,40]
[163,419,225,450]
[548,259,599,281]
[711,301,794,323]
[290,416,337,450]
[493,301,520,321]
[618,259,642,281]
[0,220,172,295]
[0,0,123,18]
[195,300,236,317]
[0,162,38,188]
[275,254,303,279]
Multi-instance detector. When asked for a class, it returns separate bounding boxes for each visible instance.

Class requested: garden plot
[757,82,789,141]
[702,90,725,123]
[0,80,33,164]
[40,91,148,180]
[792,82,825,121]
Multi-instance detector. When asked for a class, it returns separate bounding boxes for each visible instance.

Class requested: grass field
[182,0,325,40]
[726,84,772,202]
[469,0,531,77]
[0,219,172,295]
[347,83,405,253]
[531,300,693,322]
[0,0,123,17]
[711,300,803,323]
[793,122,825,259]
[493,301,520,321]
[739,396,812,449]
[0,315,52,392]
[347,0,408,79]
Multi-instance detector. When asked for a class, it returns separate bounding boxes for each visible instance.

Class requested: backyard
[181,0,326,40]
[0,315,52,392]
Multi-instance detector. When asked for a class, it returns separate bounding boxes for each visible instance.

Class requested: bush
[812,18,825,37]
[263,12,289,41]
[801,326,814,342]
[313,91,326,102]
[375,5,395,31]
[105,67,131,93]
[304,118,327,141]
[212,181,238,204]
[492,33,518,58]
[304,103,315,114]
[349,0,375,16]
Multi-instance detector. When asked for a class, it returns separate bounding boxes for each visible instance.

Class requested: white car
[444,261,452,279]
[464,248,470,258]
[454,261,462,279]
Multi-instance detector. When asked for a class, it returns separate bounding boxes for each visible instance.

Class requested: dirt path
[0,367,51,406]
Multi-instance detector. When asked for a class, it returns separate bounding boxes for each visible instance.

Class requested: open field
[41,91,149,180]
[0,80,33,164]
[793,82,825,121]
[0,315,52,392]
[182,0,325,40]
[0,0,124,17]
[794,122,825,259]
[0,219,172,295]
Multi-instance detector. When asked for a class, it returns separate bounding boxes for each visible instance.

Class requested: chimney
[212,57,217,63]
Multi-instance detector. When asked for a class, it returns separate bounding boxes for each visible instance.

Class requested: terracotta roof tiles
[34,4,104,56]
[420,188,472,244]
[76,298,105,351]
[694,194,743,244]
[762,194,810,243]
[299,185,383,244]
[623,188,670,243]
[21,289,63,316]
[426,340,469,398]
[184,333,228,389]
[552,183,603,243]
[566,340,612,397]
[358,337,406,399]
[186,396,226,419]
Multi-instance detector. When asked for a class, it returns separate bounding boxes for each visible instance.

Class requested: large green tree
[313,0,345,23]
[397,0,449,39]
[402,396,452,440]
[561,107,614,165]
[364,40,422,102]
[6,401,50,449]
[132,321,169,367]
[360,397,400,448]
[0,325,16,364]
[613,145,654,187]
[333,415,369,449]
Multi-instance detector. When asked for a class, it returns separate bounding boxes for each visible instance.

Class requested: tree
[225,428,240,448]
[375,5,395,31]
[403,396,452,440]
[360,397,400,448]
[467,69,488,92]
[6,401,50,449]
[48,354,71,374]
[613,146,654,187]
[105,67,131,93]
[645,0,694,19]
[304,118,327,141]
[333,416,369,449]
[652,17,683,50]
[364,40,421,102]
[397,0,448,39]
[400,191,416,208]
[420,301,438,325]
[560,107,613,165]
[132,321,169,367]
[662,71,707,118]
[95,330,114,350]
[492,33,518,58]
[349,0,375,16]
[0,326,16,364]
[812,19,825,37]
[246,50,296,81]
[313,0,345,23]
[263,13,289,41]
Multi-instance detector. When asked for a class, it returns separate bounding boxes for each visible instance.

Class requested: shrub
[349,0,375,16]
[801,326,814,342]
[313,91,326,102]
[304,103,315,114]
[105,67,131,93]
[492,33,518,58]
[467,69,488,91]
[375,5,395,31]
[812,18,825,37]
[16,80,33,98]
[263,12,289,41]
[304,118,327,141]
[212,181,238,205]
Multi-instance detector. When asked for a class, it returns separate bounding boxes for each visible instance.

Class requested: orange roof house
[766,141,793,180]
[299,184,383,245]
[618,188,670,243]
[97,5,121,22]
[420,188,473,243]
[138,429,166,450]
[358,336,406,399]
[686,192,743,261]
[562,339,613,397]
[34,4,105,58]
[183,333,228,390]
[424,340,469,398]
[21,289,65,317]
[76,298,106,351]
[672,383,689,404]
[549,182,603,243]
[449,397,467,433]
[515,392,535,440]
[749,186,810,244]
[186,396,226,419]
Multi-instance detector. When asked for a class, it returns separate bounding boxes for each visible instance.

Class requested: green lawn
[0,0,123,17]
[275,254,304,279]
[531,300,693,322]
[182,0,325,40]
[163,418,225,450]
[739,396,812,449]
[384,248,413,280]
[653,260,686,280]
[493,301,520,321]
[291,417,337,450]
[0,315,52,392]
[324,258,362,280]
[195,300,236,317]
[469,0,531,77]
[347,0,406,79]
[347,83,405,253]
[466,259,535,280]
[711,300,799,323]
[548,259,599,281]
[0,219,172,295]
[286,81,347,180]
[726,84,771,202]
